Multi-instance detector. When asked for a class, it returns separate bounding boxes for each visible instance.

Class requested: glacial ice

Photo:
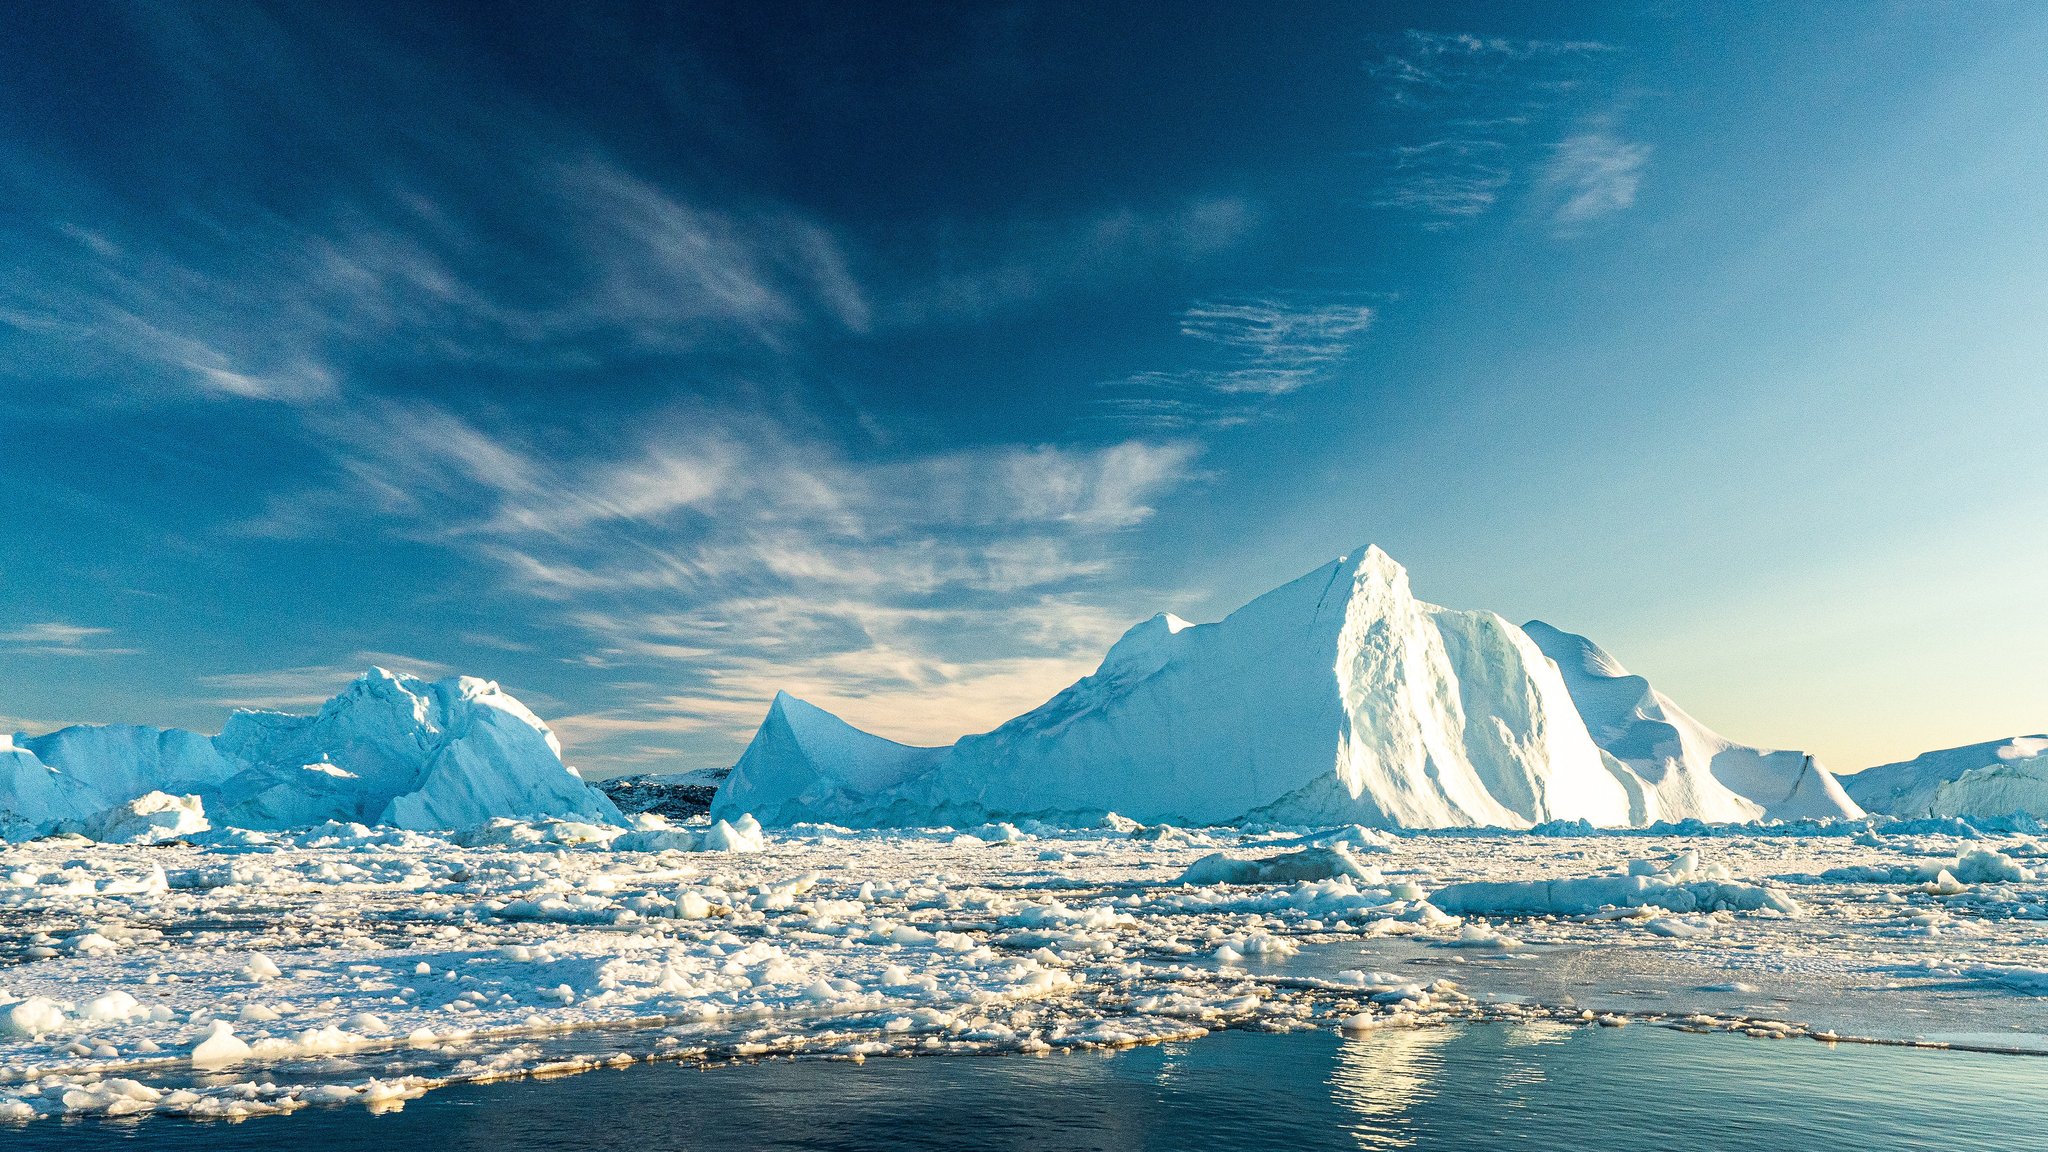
[1845,735,2048,819]
[64,792,209,845]
[2,669,621,840]
[717,547,1859,830]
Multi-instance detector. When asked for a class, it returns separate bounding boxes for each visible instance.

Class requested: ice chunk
[82,991,144,1023]
[1432,866,1802,917]
[2,996,65,1038]
[1178,845,1379,886]
[1952,848,2034,884]
[64,791,209,844]
[189,1021,251,1067]
[700,815,765,853]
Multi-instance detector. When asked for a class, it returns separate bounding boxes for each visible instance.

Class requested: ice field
[6,816,2048,1125]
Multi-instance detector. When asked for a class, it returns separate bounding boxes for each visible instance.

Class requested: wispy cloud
[1367,30,1641,231]
[887,196,1257,325]
[1369,31,1616,104]
[255,400,1194,547]
[0,713,58,737]
[0,5,873,412]
[1100,296,1375,430]
[237,399,1202,768]
[0,152,878,412]
[552,592,1135,751]
[1374,137,1513,223]
[1541,132,1651,225]
[0,622,140,657]
[1177,299,1377,396]
[552,158,873,342]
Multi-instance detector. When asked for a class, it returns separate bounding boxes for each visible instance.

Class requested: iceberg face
[18,725,240,802]
[720,692,949,827]
[2,669,620,840]
[1520,621,1863,823]
[377,676,620,831]
[716,547,1697,830]
[1,735,104,841]
[1845,735,2048,818]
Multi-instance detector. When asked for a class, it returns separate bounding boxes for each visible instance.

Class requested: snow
[3,669,621,841]
[4,819,2048,1124]
[1845,735,2048,819]
[718,548,1860,831]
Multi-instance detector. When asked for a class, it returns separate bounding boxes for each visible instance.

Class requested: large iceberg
[1521,622,1863,823]
[2,668,620,840]
[1845,735,2048,818]
[715,547,1857,829]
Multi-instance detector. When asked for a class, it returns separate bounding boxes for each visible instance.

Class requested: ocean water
[18,1023,2048,1150]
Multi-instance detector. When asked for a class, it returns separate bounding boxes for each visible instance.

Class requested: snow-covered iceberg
[715,546,1854,830]
[1521,622,1862,823]
[1844,735,2048,818]
[2,669,620,840]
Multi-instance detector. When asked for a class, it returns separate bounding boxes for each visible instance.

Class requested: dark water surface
[19,1023,2048,1151]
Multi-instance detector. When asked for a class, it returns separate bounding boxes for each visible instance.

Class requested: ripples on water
[18,1023,2048,1151]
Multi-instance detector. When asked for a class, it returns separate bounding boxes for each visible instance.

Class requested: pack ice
[2,668,620,841]
[1845,735,2048,819]
[716,547,1862,829]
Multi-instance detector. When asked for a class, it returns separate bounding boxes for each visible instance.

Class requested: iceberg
[2,668,620,840]
[717,547,1846,830]
[1844,735,2048,818]
[1520,622,1862,823]
[63,791,210,845]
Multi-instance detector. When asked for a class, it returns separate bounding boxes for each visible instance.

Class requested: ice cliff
[716,546,1862,829]
[1521,622,1863,823]
[2,668,620,841]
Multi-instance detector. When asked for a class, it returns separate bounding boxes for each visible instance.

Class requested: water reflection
[20,1025,2048,1152]
[1328,1027,1452,1149]
[1501,1020,1575,1048]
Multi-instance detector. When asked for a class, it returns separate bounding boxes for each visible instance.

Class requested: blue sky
[4,2,2044,776]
